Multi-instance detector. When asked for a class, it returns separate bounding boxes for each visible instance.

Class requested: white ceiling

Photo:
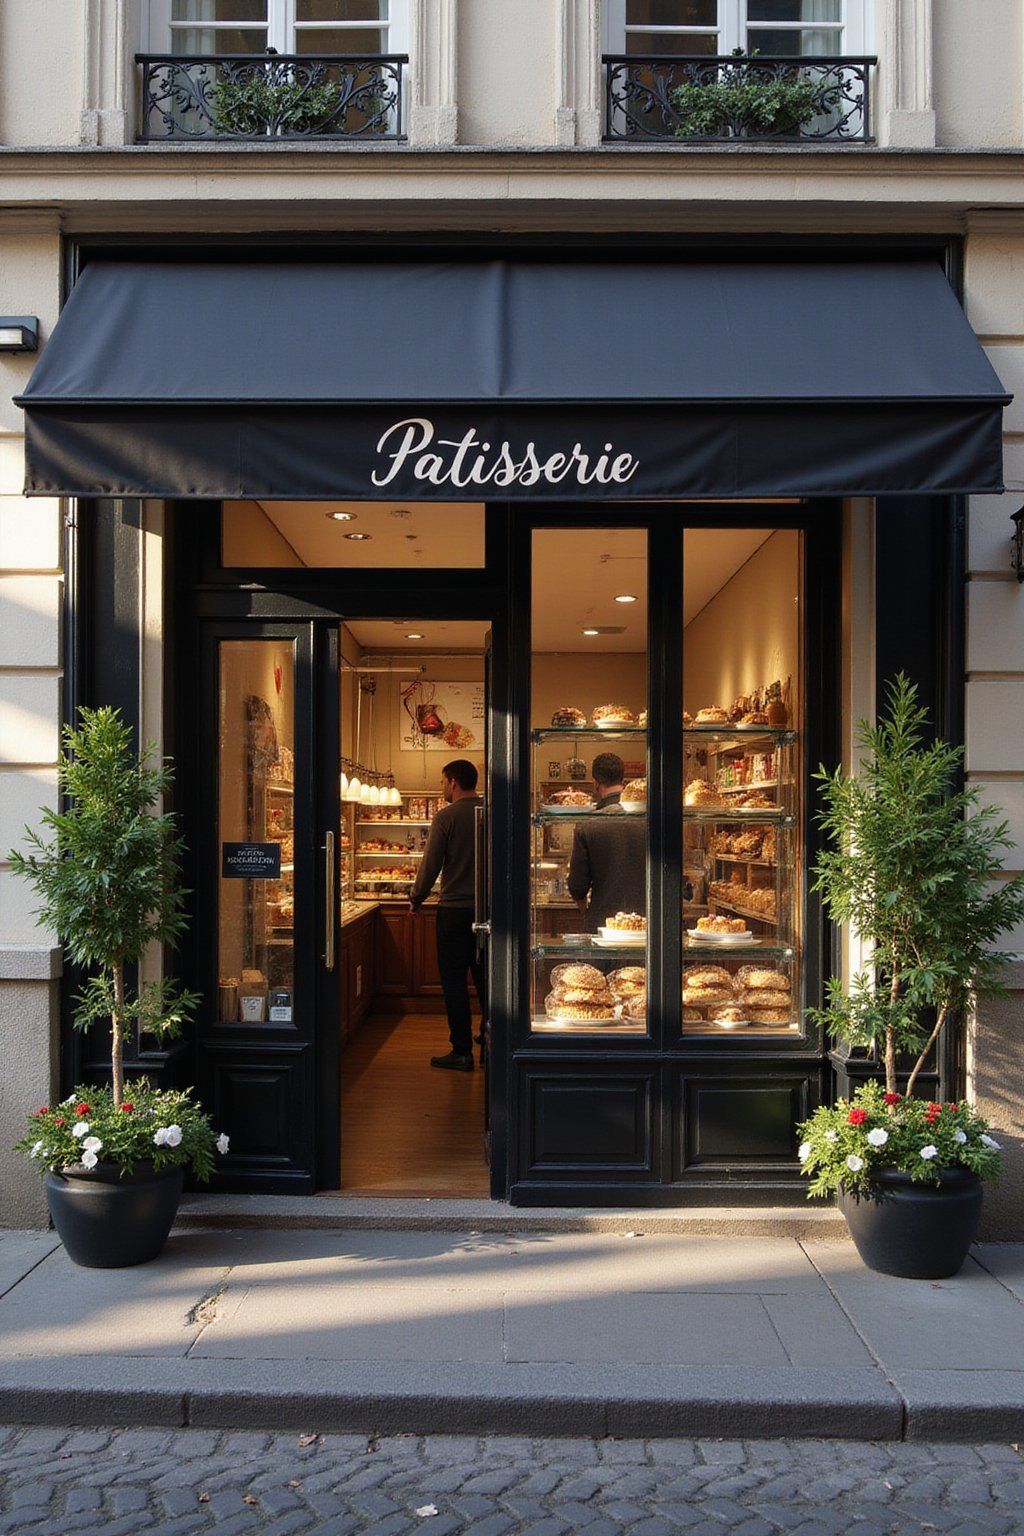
[233,499,486,568]
[347,619,491,650]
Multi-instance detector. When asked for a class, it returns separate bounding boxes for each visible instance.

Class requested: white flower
[71,1121,90,1139]
[953,1129,968,1145]
[216,1133,230,1156]
[163,1124,183,1149]
[81,1149,99,1170]
[29,1140,43,1159]
[920,1144,938,1161]
[866,1128,889,1147]
[153,1127,168,1147]
[82,1136,103,1154]
[846,1154,864,1172]
[824,1129,838,1144]
[981,1133,1002,1151]
[798,1141,811,1163]
[63,1093,76,1105]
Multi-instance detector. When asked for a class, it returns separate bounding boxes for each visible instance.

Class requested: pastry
[551,705,587,728]
[554,985,616,1006]
[608,966,646,999]
[682,983,734,1005]
[637,710,648,728]
[621,778,647,805]
[683,711,693,728]
[738,967,790,992]
[683,963,733,987]
[605,911,646,932]
[694,706,728,725]
[740,710,770,726]
[696,914,747,934]
[748,1007,791,1024]
[549,788,593,807]
[556,963,607,990]
[734,790,775,809]
[710,1004,748,1023]
[684,779,724,808]
[737,989,791,1011]
[682,1007,703,1022]
[545,995,616,1021]
[622,995,647,1021]
[729,695,752,723]
[592,703,635,726]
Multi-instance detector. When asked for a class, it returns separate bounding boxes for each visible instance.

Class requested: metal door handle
[323,830,336,972]
[473,803,489,946]
[472,920,491,937]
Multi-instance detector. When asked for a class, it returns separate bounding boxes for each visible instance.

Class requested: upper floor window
[608,0,867,57]
[148,0,407,56]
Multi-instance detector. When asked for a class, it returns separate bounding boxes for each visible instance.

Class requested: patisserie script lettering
[371,417,640,489]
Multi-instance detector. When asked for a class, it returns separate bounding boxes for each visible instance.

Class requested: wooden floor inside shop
[337,1013,489,1197]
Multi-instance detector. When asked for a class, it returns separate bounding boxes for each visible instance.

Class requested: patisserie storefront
[16,244,1009,1204]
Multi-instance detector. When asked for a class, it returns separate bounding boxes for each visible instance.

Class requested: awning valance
[17,258,1010,500]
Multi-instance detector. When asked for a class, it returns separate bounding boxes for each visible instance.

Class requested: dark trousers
[435,906,487,1056]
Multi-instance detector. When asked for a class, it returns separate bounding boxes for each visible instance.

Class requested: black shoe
[431,1051,475,1072]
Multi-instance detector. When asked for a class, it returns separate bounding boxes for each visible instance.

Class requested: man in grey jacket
[567,753,647,932]
[409,758,485,1071]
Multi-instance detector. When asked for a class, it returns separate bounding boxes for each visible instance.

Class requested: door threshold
[177,1192,846,1237]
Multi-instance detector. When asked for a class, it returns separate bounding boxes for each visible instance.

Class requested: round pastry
[550,963,572,987]
[545,995,616,1021]
[734,791,775,809]
[696,914,748,935]
[637,710,648,729]
[621,778,647,805]
[684,779,724,807]
[557,963,607,990]
[683,963,733,988]
[729,695,751,723]
[551,705,587,728]
[748,1007,791,1024]
[550,788,593,807]
[694,706,728,725]
[710,1004,748,1023]
[605,911,646,932]
[737,989,791,1011]
[682,983,734,1005]
[738,968,790,992]
[608,965,646,990]
[622,995,647,1021]
[683,711,693,728]
[554,985,616,1006]
[740,710,770,726]
[592,703,635,726]
[682,1007,703,1022]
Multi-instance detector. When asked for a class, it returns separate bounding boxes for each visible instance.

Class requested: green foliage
[672,57,820,138]
[8,707,199,1102]
[212,76,341,135]
[811,674,1024,1091]
[16,1081,224,1181]
[797,1080,1002,1197]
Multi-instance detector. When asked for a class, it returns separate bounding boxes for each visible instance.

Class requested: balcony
[603,53,876,145]
[136,52,406,143]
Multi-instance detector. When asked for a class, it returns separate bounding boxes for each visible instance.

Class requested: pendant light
[358,779,372,804]
[369,782,381,805]
[348,773,362,802]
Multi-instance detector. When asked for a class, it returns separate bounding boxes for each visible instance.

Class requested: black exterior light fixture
[0,316,38,353]
[1012,505,1024,583]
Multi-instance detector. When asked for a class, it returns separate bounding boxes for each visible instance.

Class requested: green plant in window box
[8,707,224,1267]
[212,75,343,136]
[672,53,821,139]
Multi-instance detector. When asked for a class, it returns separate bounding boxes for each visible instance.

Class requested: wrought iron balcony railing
[603,54,875,144]
[137,52,406,142]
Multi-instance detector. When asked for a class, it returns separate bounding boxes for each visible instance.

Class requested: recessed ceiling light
[326,510,356,521]
[582,627,600,637]
[406,631,425,640]
[614,593,638,604]
[345,532,372,541]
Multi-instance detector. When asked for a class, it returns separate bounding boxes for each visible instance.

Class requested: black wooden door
[195,619,340,1193]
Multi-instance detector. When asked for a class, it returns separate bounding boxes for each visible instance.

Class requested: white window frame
[605,1,867,58]
[145,0,409,57]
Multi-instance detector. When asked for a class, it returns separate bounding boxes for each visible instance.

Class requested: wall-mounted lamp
[1013,506,1024,584]
[0,317,38,353]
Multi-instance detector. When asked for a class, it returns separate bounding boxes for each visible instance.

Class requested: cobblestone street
[0,1427,1022,1535]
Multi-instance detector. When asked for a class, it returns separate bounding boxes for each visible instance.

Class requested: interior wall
[531,653,647,733]
[222,501,304,567]
[682,530,802,720]
[353,651,486,793]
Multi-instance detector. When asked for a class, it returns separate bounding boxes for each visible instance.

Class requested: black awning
[17,258,1010,500]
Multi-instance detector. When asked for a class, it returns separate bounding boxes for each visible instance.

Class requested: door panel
[412,907,443,995]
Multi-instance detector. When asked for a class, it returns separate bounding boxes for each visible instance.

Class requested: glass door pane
[530,527,649,1036]
[217,638,297,1025]
[681,526,804,1036]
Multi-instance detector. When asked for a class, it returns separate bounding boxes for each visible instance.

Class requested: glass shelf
[532,725,646,742]
[533,808,646,824]
[532,941,649,959]
[685,726,794,744]
[683,809,794,824]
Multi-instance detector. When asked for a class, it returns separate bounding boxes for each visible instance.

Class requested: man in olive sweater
[409,758,485,1071]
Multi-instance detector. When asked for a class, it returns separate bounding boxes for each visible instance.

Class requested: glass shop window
[529,527,649,1037]
[217,639,296,1025]
[220,500,486,569]
[681,526,805,1037]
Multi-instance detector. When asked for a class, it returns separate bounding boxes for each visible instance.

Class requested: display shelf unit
[350,788,443,899]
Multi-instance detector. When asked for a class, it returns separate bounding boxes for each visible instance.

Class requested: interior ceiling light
[406,632,424,639]
[345,531,372,541]
[326,510,356,521]
[614,593,638,604]
[583,625,626,636]
[582,627,600,637]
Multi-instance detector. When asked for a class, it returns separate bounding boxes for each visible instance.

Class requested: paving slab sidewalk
[0,1226,1022,1442]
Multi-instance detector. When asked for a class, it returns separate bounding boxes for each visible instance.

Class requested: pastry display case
[351,790,445,898]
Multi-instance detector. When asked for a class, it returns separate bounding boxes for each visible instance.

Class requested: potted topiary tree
[797,675,1024,1277]
[11,706,226,1268]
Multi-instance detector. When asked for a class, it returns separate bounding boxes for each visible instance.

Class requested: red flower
[883,1093,900,1106]
[36,1107,48,1117]
[120,1102,134,1114]
[54,1117,65,1127]
[848,1107,867,1126]
[926,1102,942,1124]
[75,1103,90,1117]
[947,1102,959,1113]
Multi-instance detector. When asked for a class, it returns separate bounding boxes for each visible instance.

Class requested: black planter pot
[839,1166,983,1279]
[45,1162,184,1268]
